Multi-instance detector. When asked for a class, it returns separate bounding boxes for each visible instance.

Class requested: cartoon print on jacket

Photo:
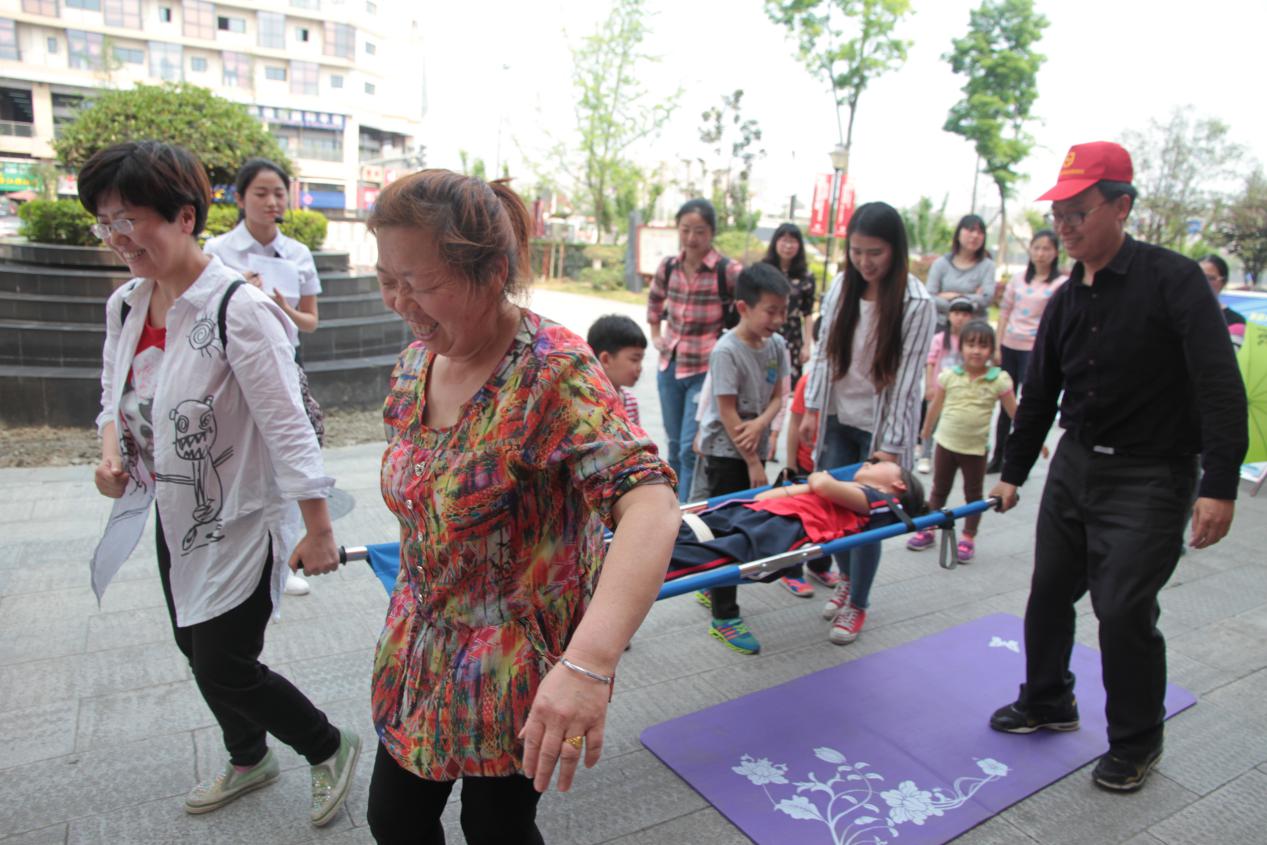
[158,395,234,552]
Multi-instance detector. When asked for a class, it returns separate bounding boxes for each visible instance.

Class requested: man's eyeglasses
[90,219,134,240]
[1049,203,1106,229]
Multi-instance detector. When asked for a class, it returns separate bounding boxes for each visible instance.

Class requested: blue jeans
[657,357,706,503]
[819,416,882,609]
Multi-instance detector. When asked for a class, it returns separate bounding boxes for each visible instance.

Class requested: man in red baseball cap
[987,141,1248,793]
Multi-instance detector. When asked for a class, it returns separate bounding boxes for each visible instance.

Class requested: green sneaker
[185,749,280,814]
[310,729,361,827]
[710,617,760,655]
[695,590,712,610]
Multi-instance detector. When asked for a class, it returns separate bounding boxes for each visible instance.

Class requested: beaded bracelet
[560,657,615,702]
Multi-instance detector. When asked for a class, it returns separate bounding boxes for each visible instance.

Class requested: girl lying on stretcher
[666,460,927,582]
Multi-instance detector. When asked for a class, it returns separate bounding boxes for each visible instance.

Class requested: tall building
[0,0,426,210]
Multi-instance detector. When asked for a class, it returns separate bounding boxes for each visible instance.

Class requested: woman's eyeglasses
[90,219,134,240]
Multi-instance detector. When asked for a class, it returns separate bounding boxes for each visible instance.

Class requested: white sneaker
[285,571,311,596]
[916,457,931,475]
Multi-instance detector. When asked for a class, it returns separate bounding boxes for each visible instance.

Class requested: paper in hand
[246,253,301,299]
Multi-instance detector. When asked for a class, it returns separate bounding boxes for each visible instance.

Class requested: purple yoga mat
[641,613,1195,845]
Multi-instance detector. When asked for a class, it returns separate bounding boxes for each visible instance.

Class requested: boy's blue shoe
[710,618,760,655]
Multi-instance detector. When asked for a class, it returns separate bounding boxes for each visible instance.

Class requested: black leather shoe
[989,699,1080,733]
[1092,748,1162,792]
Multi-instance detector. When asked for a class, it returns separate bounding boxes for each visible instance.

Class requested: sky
[418,0,1267,224]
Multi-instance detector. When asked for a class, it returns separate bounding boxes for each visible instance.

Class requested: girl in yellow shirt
[908,321,1018,560]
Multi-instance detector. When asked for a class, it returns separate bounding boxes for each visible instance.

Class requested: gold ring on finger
[563,735,584,749]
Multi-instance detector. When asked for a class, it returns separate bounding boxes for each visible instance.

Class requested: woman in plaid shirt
[646,198,743,502]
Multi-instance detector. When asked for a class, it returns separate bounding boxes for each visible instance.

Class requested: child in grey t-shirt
[694,262,791,656]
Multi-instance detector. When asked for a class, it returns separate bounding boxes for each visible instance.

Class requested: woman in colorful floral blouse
[365,170,679,845]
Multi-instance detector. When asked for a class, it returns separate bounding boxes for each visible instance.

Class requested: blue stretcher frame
[339,463,1001,599]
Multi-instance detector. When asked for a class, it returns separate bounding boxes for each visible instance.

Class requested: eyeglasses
[90,219,134,240]
[1049,203,1106,230]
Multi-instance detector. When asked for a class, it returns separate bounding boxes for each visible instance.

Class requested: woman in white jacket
[799,201,936,646]
[82,141,359,826]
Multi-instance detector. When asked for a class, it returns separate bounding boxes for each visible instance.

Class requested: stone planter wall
[0,242,409,427]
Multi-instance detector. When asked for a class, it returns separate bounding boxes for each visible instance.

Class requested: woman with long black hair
[800,202,936,645]
[762,222,815,383]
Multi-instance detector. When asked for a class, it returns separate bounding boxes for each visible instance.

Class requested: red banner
[808,172,834,237]
[834,182,855,238]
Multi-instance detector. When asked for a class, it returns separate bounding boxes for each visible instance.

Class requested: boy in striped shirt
[587,314,647,427]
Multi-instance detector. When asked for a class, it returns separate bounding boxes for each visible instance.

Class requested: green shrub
[200,205,326,251]
[579,264,626,291]
[281,209,327,251]
[583,243,624,265]
[203,204,238,239]
[713,230,767,263]
[17,199,97,246]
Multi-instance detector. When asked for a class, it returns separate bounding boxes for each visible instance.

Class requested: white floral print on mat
[989,636,1020,653]
[733,747,1010,845]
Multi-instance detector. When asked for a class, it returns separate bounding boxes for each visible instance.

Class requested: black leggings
[156,511,339,767]
[367,742,545,845]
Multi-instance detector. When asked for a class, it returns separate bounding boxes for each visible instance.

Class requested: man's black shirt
[1002,235,1248,499]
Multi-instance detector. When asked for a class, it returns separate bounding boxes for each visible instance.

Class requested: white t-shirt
[831,300,878,430]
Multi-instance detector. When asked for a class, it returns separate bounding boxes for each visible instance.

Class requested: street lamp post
[821,144,850,291]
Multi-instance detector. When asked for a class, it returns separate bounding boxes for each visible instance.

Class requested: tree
[1213,169,1267,286]
[1123,110,1243,252]
[943,0,1047,266]
[565,0,679,237]
[699,90,765,232]
[902,195,953,256]
[765,0,912,168]
[54,83,291,185]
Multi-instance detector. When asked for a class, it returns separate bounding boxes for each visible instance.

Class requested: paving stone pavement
[2,288,1265,844]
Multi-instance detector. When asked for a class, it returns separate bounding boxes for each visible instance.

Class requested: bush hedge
[17,199,97,246]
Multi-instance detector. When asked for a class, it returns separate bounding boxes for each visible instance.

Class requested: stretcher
[338,463,1003,600]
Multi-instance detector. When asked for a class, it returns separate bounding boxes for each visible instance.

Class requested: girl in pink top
[988,229,1067,471]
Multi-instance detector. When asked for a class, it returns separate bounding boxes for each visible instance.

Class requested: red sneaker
[821,578,852,620]
[829,605,867,645]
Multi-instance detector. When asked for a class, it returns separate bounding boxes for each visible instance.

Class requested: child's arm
[753,482,811,501]
[921,387,946,444]
[716,394,761,460]
[806,471,870,514]
[924,361,937,400]
[1000,389,1019,421]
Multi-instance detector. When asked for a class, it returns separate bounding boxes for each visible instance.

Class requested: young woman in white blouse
[84,141,359,825]
[205,159,322,596]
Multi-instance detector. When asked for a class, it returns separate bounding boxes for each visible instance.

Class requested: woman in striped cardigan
[800,201,936,645]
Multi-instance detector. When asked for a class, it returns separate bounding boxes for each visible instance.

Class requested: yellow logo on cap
[1063,150,1076,168]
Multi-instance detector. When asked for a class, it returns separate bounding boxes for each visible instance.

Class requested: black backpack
[663,255,735,334]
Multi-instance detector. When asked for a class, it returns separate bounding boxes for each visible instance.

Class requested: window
[264,65,286,81]
[221,50,251,88]
[22,0,60,15]
[290,60,317,95]
[323,21,353,59]
[67,29,105,69]
[257,11,284,48]
[290,0,318,8]
[113,45,144,64]
[364,41,375,56]
[363,81,374,95]
[148,41,181,80]
[217,15,245,33]
[329,74,342,89]
[296,26,309,42]
[158,6,171,22]
[190,55,207,71]
[270,124,342,162]
[66,0,101,9]
[0,88,35,123]
[182,0,214,39]
[47,36,59,53]
[51,92,84,137]
[0,20,18,61]
[103,0,142,28]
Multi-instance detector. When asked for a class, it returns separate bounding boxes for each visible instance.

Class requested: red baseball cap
[1036,141,1134,202]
